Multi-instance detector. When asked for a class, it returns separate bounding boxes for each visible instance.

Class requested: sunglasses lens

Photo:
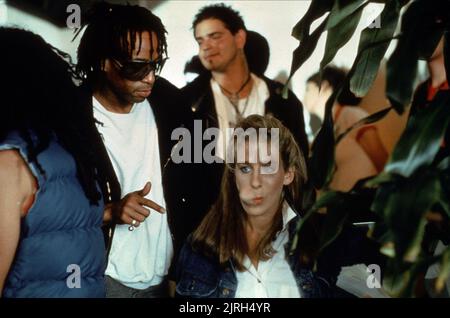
[114,59,165,81]
[121,63,153,81]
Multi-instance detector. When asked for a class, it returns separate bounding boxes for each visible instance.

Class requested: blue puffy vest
[0,131,105,297]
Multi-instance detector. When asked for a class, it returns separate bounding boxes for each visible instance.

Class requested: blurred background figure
[305,66,388,191]
[303,67,347,143]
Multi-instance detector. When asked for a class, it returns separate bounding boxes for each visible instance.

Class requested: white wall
[0,1,7,25]
[1,3,79,62]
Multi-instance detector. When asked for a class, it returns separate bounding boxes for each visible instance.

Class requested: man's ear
[235,29,246,50]
[283,167,295,186]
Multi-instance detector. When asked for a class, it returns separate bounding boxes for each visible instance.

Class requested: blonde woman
[175,115,330,298]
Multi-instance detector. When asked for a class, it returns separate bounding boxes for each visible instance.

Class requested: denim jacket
[175,213,331,298]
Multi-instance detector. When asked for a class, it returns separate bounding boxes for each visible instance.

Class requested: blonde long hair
[192,115,307,270]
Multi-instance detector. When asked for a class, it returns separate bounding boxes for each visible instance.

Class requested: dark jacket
[175,212,331,298]
[81,77,185,257]
[168,74,309,258]
[1,131,105,298]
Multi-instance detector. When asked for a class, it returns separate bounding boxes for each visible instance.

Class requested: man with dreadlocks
[0,27,105,297]
[75,2,182,298]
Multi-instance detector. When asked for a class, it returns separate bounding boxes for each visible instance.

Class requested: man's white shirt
[93,97,173,289]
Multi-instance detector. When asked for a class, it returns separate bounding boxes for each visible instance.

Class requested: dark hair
[192,115,307,270]
[245,30,270,76]
[193,3,246,35]
[75,2,168,85]
[307,66,362,106]
[307,66,346,92]
[0,27,101,204]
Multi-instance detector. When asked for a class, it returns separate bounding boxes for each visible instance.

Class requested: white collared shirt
[93,97,173,290]
[211,73,269,160]
[234,203,301,298]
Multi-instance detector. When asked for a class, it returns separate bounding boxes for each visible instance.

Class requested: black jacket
[80,77,185,257]
[167,73,309,258]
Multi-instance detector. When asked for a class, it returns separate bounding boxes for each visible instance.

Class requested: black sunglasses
[111,58,167,81]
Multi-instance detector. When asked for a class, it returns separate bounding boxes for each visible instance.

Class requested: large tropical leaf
[309,91,338,188]
[437,157,450,219]
[320,2,366,70]
[385,90,450,177]
[445,32,450,85]
[291,0,334,42]
[284,17,329,98]
[435,246,450,294]
[383,255,440,297]
[350,0,401,97]
[290,191,341,253]
[325,0,367,30]
[373,169,441,263]
[318,183,377,253]
[385,2,421,113]
[386,0,449,113]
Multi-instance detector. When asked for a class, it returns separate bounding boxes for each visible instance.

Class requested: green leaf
[385,90,450,177]
[373,170,440,263]
[436,246,450,294]
[350,0,401,97]
[325,0,367,30]
[318,203,350,253]
[291,0,334,42]
[365,171,397,187]
[386,0,447,113]
[310,90,338,188]
[320,3,365,70]
[290,191,341,253]
[445,32,450,86]
[370,222,395,257]
[438,160,450,218]
[335,106,393,144]
[383,255,438,297]
[284,17,329,98]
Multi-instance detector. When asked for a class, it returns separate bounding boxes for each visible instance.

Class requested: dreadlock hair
[0,27,101,204]
[75,2,168,86]
[193,3,246,35]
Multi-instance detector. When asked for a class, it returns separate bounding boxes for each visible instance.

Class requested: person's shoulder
[0,145,34,195]
[154,76,180,92]
[0,148,25,170]
[181,73,212,93]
